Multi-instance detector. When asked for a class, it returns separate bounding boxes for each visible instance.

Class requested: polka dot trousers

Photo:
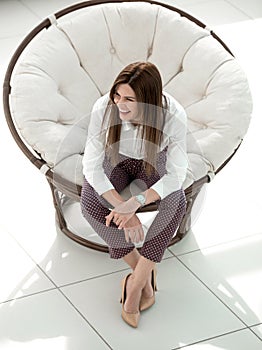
[80,151,186,263]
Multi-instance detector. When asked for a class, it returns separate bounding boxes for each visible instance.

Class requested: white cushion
[10,1,252,190]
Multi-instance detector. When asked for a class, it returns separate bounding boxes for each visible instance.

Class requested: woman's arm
[82,95,116,195]
[141,188,161,204]
[102,189,125,207]
[105,101,187,228]
[150,103,188,199]
[104,190,145,243]
[105,188,160,229]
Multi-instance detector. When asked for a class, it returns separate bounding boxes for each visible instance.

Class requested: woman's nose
[117,97,125,104]
[117,100,127,108]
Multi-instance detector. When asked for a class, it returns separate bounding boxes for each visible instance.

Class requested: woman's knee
[80,179,109,221]
[158,189,186,214]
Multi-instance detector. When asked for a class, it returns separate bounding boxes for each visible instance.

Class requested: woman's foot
[140,269,157,311]
[142,275,154,299]
[121,274,141,328]
[123,274,142,313]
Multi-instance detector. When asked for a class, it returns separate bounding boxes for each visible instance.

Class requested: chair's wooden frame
[3,0,238,252]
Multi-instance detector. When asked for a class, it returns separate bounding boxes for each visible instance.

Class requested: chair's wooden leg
[47,177,207,252]
[47,178,110,252]
[168,184,204,247]
[176,198,193,240]
[47,179,67,230]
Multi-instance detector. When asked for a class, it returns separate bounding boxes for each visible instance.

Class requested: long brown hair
[103,61,166,175]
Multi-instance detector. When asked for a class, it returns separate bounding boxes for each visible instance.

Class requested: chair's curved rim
[3,0,236,204]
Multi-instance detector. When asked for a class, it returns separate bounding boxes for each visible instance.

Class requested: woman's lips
[119,110,130,114]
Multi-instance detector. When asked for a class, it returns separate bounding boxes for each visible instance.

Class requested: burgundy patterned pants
[80,151,186,263]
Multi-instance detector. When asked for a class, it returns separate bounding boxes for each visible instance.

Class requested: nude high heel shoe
[139,268,157,311]
[121,274,140,328]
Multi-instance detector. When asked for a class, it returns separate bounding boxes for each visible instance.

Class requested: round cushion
[10,1,252,189]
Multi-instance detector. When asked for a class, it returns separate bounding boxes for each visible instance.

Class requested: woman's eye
[113,93,135,102]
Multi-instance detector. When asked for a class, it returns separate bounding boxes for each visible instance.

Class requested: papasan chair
[3,0,252,252]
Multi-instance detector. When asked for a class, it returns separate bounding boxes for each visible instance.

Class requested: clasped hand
[105,198,144,244]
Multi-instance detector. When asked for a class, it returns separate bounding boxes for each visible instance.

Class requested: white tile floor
[1,0,262,349]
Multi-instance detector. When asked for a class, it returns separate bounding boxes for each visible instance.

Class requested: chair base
[49,176,208,253]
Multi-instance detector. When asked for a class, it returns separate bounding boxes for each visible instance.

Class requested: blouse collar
[122,121,138,131]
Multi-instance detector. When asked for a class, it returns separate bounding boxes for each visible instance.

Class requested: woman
[81,62,188,328]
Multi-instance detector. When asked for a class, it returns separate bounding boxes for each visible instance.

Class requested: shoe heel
[139,268,157,311]
[152,268,157,291]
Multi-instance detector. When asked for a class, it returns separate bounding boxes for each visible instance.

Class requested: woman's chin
[119,112,132,121]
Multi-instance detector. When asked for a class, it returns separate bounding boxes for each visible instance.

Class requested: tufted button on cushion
[10,1,252,191]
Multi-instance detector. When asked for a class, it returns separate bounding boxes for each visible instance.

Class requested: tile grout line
[35,241,262,346]
[169,231,262,258]
[4,223,128,286]
[167,249,262,348]
[224,0,254,20]
[0,226,126,293]
[0,1,260,349]
[171,327,250,350]
[57,287,114,350]
[0,33,25,41]
[0,287,57,306]
[174,254,250,328]
[55,253,176,290]
[167,246,202,257]
[56,267,130,289]
[0,271,113,349]
[37,255,177,348]
[248,327,262,342]
[0,233,114,350]
[3,214,260,345]
[0,230,118,350]
[0,224,135,346]
[18,0,43,21]
[6,223,176,294]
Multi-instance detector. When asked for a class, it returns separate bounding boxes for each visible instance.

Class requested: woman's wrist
[133,193,146,207]
[102,189,125,207]
[132,189,161,207]
[128,196,142,211]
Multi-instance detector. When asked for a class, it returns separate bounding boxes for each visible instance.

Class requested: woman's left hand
[105,197,141,229]
[123,215,144,243]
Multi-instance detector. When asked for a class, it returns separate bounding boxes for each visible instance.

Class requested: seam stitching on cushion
[204,57,234,93]
[57,25,103,96]
[147,7,159,60]
[102,8,125,66]
[102,8,114,51]
[163,32,210,88]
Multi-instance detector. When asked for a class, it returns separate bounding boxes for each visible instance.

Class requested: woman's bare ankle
[142,276,154,298]
[124,274,142,313]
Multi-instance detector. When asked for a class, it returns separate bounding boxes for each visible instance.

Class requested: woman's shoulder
[163,92,184,113]
[163,91,187,124]
[92,92,110,111]
[88,93,110,130]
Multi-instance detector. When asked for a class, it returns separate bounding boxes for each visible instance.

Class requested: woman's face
[113,84,139,122]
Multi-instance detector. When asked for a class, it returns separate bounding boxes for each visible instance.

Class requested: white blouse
[82,92,188,199]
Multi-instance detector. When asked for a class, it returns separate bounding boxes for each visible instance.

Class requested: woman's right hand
[123,214,144,244]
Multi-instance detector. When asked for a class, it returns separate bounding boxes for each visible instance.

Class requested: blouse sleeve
[151,101,188,199]
[82,95,115,195]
